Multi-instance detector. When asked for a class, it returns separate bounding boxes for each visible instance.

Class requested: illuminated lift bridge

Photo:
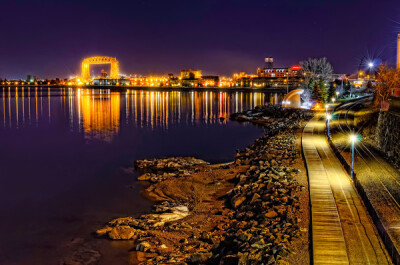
[81,56,120,81]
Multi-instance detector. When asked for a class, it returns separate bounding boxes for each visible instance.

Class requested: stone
[108,225,136,240]
[137,173,153,181]
[238,252,249,265]
[189,253,212,263]
[108,216,138,227]
[232,195,246,208]
[250,193,260,204]
[237,232,251,242]
[265,210,278,218]
[136,241,152,252]
[200,231,211,241]
[95,227,112,237]
[278,248,290,257]
[220,254,239,265]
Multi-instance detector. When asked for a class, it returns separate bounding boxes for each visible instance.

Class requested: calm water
[0,87,282,264]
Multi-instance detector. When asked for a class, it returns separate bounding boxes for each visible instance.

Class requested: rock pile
[135,157,209,172]
[208,127,303,264]
[135,157,209,183]
[230,104,313,123]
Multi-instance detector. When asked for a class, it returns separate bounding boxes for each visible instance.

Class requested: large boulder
[108,225,136,240]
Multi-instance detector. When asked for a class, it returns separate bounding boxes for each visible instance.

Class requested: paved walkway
[303,114,391,265]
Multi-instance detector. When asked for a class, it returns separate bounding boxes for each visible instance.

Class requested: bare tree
[300,88,312,103]
[374,65,400,106]
[300,57,334,80]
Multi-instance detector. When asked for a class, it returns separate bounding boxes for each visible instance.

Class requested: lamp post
[325,103,329,116]
[350,134,358,179]
[368,62,374,79]
[327,114,332,140]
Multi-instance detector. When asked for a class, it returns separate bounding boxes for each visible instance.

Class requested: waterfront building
[346,69,375,88]
[265,57,274,69]
[169,76,180,87]
[235,76,253,87]
[128,75,169,87]
[257,65,302,78]
[93,78,130,86]
[93,70,130,86]
[219,77,234,87]
[232,59,304,88]
[181,79,199,87]
[26,74,33,83]
[233,72,257,81]
[180,69,201,87]
[200,76,219,87]
[181,69,202,79]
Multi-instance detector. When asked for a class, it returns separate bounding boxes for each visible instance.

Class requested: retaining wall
[376,110,400,168]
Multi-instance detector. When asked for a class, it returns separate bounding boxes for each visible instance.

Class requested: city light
[349,134,358,143]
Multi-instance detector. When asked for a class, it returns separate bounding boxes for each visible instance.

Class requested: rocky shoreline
[95,104,313,265]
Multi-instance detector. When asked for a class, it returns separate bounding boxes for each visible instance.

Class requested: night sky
[0,0,399,79]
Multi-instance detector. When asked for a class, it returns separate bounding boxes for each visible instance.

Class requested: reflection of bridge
[81,56,119,80]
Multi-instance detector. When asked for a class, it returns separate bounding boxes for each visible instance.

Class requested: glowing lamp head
[350,134,358,143]
[368,62,374,68]
[327,114,332,121]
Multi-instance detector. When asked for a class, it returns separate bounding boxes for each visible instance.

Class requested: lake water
[0,87,282,264]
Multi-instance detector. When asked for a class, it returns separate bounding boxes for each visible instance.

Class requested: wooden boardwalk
[303,119,349,264]
[303,115,392,265]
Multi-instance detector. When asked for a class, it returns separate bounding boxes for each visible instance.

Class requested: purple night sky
[0,0,399,79]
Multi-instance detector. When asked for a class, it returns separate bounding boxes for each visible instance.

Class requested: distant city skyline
[0,0,399,79]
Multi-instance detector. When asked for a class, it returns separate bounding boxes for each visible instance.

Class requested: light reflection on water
[0,87,283,142]
[0,87,285,265]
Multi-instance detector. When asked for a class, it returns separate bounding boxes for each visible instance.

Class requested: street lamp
[286,72,289,94]
[327,114,332,140]
[325,103,329,115]
[368,62,375,79]
[332,98,336,104]
[349,134,359,179]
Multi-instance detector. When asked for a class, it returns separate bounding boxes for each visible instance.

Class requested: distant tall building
[265,57,274,69]
[26,74,33,82]
[397,34,400,69]
[180,69,201,79]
